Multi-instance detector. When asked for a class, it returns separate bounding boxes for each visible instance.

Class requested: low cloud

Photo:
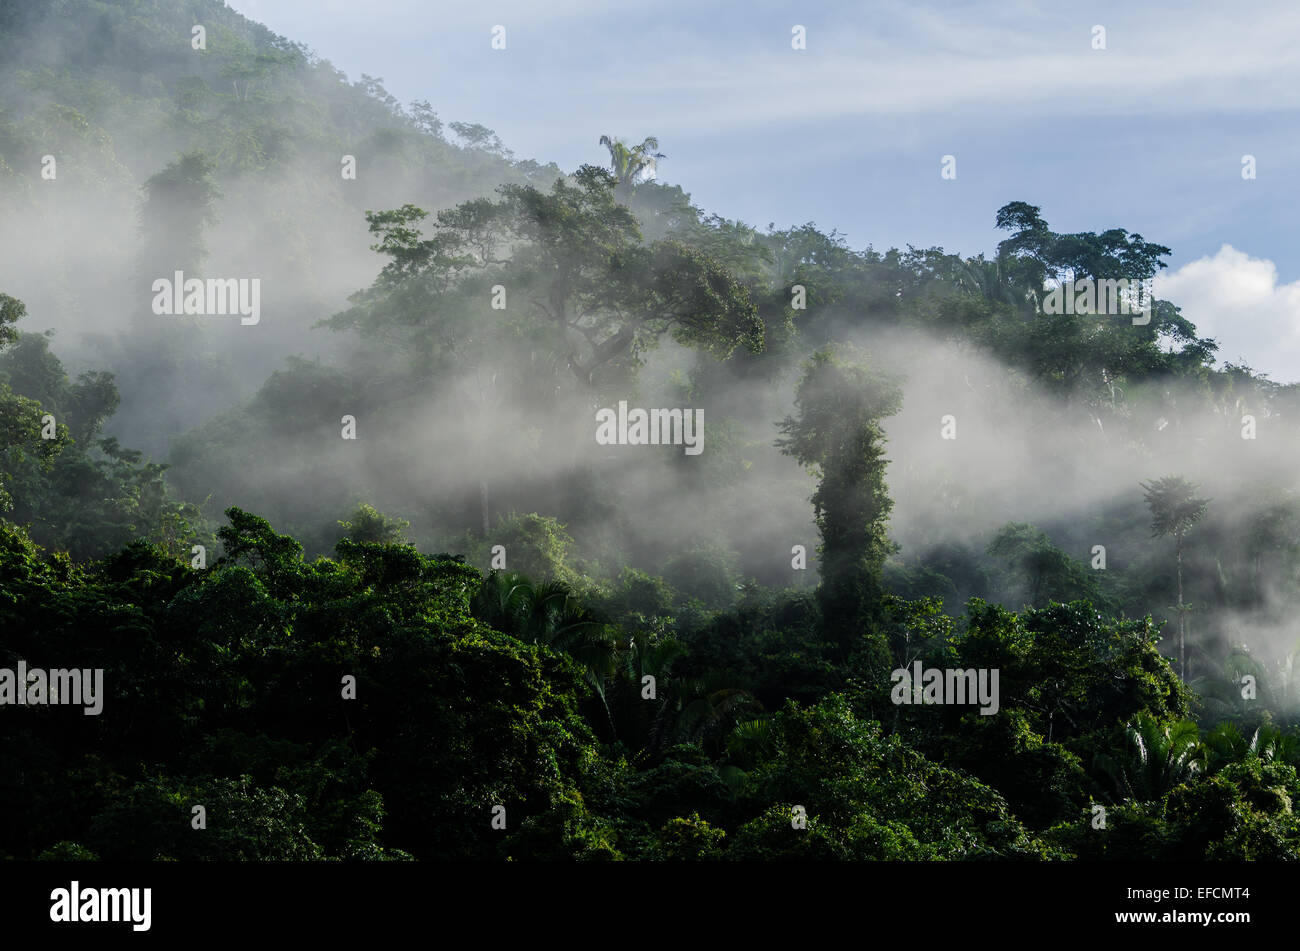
[1156,245,1300,382]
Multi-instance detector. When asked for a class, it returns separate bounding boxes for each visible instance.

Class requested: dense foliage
[3,0,1300,861]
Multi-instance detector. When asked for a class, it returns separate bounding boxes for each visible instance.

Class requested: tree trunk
[1176,533,1185,680]
[474,367,491,534]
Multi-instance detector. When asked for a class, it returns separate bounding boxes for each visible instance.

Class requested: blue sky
[230,0,1300,381]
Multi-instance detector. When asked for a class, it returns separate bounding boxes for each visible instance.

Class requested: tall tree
[327,166,762,389]
[136,150,221,285]
[777,344,902,659]
[0,293,66,512]
[1142,476,1210,680]
[986,522,1107,609]
[994,200,1172,289]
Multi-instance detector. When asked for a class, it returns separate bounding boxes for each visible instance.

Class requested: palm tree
[598,135,664,189]
[950,254,1036,313]
[1095,711,1204,801]
[607,620,686,754]
[719,716,777,792]
[621,623,686,693]
[1141,476,1210,679]
[1253,723,1300,765]
[471,572,617,685]
[1203,721,1300,772]
[651,671,761,759]
[1190,646,1263,722]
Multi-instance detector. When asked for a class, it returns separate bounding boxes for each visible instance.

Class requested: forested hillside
[3,0,1300,861]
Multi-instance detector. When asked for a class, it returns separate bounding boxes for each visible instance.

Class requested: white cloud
[1156,245,1300,382]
